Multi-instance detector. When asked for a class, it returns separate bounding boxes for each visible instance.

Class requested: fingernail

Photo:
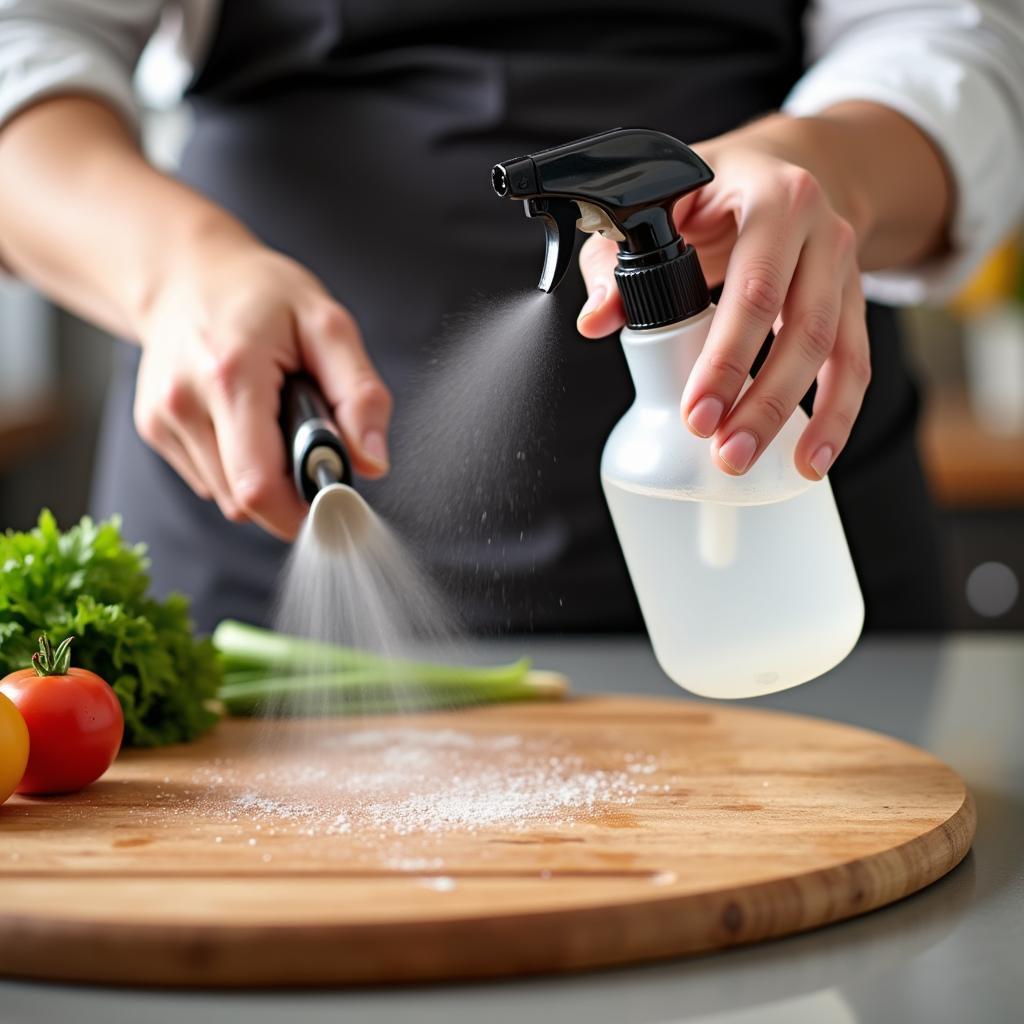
[718,430,758,474]
[810,444,835,478]
[578,286,607,323]
[362,429,389,469]
[687,395,724,437]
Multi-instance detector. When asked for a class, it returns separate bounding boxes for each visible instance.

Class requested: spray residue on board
[189,723,664,871]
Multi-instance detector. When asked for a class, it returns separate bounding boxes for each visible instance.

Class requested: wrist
[130,199,257,335]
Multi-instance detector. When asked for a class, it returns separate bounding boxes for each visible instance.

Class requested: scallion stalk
[212,619,568,716]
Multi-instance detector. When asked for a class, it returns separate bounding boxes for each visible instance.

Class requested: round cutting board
[0,697,973,987]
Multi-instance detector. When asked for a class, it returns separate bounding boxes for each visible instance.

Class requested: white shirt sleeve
[0,0,195,133]
[786,0,1024,305]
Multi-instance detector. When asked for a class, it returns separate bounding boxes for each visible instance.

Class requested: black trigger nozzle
[492,130,714,324]
[525,197,578,293]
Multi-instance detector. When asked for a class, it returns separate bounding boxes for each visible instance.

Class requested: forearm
[0,96,253,337]
[725,101,953,273]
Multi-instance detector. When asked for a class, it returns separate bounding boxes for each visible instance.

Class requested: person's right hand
[133,232,392,540]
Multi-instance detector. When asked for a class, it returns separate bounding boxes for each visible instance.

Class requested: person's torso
[93,0,943,634]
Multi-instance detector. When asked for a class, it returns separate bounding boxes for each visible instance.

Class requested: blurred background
[1,74,1022,632]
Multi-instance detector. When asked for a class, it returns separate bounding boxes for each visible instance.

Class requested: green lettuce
[0,510,221,747]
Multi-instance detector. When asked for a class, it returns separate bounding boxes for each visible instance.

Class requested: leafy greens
[0,510,220,746]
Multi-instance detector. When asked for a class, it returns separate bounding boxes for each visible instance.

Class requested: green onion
[212,619,568,717]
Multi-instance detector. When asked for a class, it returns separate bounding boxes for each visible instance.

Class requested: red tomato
[0,635,123,795]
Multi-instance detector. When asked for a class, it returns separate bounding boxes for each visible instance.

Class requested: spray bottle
[492,128,864,697]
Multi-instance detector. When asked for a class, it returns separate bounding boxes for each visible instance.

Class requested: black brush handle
[280,373,351,503]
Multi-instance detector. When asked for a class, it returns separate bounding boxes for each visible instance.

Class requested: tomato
[0,692,29,805]
[0,635,123,795]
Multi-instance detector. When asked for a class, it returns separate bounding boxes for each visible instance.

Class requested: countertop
[2,633,1021,1024]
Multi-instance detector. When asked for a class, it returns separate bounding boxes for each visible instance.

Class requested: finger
[794,271,871,480]
[297,301,393,478]
[577,234,625,339]
[134,382,223,505]
[142,417,212,502]
[176,414,251,524]
[673,183,735,285]
[203,345,307,539]
[670,189,702,231]
[155,378,246,521]
[711,219,847,474]
[681,174,818,439]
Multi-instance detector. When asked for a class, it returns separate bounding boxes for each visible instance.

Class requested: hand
[576,115,874,481]
[133,231,392,540]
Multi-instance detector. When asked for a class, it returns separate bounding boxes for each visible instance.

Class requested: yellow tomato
[0,691,29,805]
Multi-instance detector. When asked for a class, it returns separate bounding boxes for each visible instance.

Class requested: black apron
[90,0,948,633]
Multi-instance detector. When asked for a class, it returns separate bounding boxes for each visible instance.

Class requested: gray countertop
[2,634,1022,1024]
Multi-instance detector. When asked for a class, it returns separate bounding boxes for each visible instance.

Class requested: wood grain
[0,697,974,987]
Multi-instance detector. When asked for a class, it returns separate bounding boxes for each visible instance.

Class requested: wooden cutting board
[0,696,973,987]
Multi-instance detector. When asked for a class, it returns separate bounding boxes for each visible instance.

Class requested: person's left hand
[576,115,872,481]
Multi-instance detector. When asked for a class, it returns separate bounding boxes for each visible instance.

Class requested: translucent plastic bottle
[489,126,863,697]
[601,304,864,698]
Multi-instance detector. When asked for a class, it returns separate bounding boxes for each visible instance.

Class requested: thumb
[577,235,625,339]
[297,300,394,479]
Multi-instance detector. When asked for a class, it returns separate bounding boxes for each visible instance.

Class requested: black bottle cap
[615,244,710,329]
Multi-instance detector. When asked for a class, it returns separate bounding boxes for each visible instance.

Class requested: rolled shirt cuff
[0,21,139,134]
[784,36,1024,305]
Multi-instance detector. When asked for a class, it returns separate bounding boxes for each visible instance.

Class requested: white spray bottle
[492,128,863,698]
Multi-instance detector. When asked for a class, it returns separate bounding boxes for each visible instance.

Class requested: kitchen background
[1,62,1022,632]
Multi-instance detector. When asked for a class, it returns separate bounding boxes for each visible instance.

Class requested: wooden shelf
[919,393,1024,507]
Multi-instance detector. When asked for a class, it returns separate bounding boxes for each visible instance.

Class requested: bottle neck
[619,305,715,407]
